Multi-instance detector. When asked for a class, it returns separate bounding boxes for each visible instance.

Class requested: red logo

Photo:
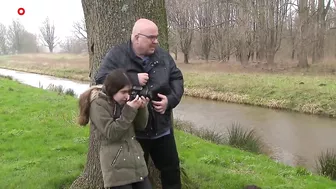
[18,8,25,16]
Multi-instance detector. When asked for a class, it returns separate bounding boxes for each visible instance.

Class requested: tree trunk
[239,40,248,65]
[266,52,275,65]
[291,49,295,60]
[311,0,317,64]
[199,2,213,62]
[266,0,275,66]
[257,0,266,62]
[315,0,331,63]
[183,53,189,64]
[298,0,309,68]
[289,8,296,60]
[238,1,248,65]
[71,0,168,188]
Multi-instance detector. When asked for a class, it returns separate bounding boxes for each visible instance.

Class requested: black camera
[129,86,153,101]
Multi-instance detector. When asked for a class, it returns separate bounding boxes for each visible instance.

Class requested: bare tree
[196,1,214,62]
[21,31,39,53]
[265,0,290,65]
[7,19,26,54]
[212,0,233,61]
[167,0,195,63]
[167,24,178,60]
[0,23,8,54]
[59,36,87,54]
[329,1,336,57]
[248,0,266,62]
[310,0,318,63]
[298,0,309,67]
[287,5,299,60]
[313,0,332,63]
[73,17,87,40]
[162,0,336,65]
[236,1,249,65]
[40,17,58,53]
[70,0,170,188]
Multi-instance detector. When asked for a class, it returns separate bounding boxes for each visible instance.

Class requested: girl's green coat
[89,88,149,188]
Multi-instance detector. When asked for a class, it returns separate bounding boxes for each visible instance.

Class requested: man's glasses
[138,33,159,42]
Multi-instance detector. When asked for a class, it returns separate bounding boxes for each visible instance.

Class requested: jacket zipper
[111,146,122,166]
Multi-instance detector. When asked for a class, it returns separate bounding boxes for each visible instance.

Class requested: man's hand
[137,73,149,86]
[152,93,168,114]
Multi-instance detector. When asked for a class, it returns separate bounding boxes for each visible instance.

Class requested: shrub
[226,122,264,154]
[316,149,336,180]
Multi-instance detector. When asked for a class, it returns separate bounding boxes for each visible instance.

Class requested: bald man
[95,18,184,189]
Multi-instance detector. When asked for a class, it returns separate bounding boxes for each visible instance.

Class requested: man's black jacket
[94,40,184,138]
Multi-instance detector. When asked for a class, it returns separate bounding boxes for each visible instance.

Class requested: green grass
[0,78,88,188]
[177,132,336,189]
[1,78,336,188]
[184,72,336,117]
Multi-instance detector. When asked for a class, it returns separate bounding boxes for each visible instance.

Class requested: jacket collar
[127,40,143,65]
[126,39,160,65]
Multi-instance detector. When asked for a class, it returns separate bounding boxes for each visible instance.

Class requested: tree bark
[71,1,168,188]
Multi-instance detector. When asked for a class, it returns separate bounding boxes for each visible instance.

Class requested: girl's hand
[126,95,142,109]
[139,96,150,108]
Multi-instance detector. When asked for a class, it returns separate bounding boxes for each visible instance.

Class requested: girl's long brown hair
[77,68,132,126]
[77,86,101,126]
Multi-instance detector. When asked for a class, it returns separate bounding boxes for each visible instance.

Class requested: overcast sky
[0,0,84,40]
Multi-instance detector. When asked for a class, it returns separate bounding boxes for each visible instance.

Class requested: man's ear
[134,34,139,41]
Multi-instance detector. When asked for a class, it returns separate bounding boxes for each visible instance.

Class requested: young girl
[78,68,152,189]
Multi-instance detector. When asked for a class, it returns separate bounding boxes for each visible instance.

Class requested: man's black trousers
[137,129,181,189]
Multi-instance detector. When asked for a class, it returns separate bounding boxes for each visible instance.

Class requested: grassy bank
[0,54,89,81]
[1,54,336,118]
[184,72,336,117]
[1,78,336,188]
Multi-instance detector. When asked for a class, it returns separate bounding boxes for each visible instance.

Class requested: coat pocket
[111,145,123,166]
[156,110,171,128]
